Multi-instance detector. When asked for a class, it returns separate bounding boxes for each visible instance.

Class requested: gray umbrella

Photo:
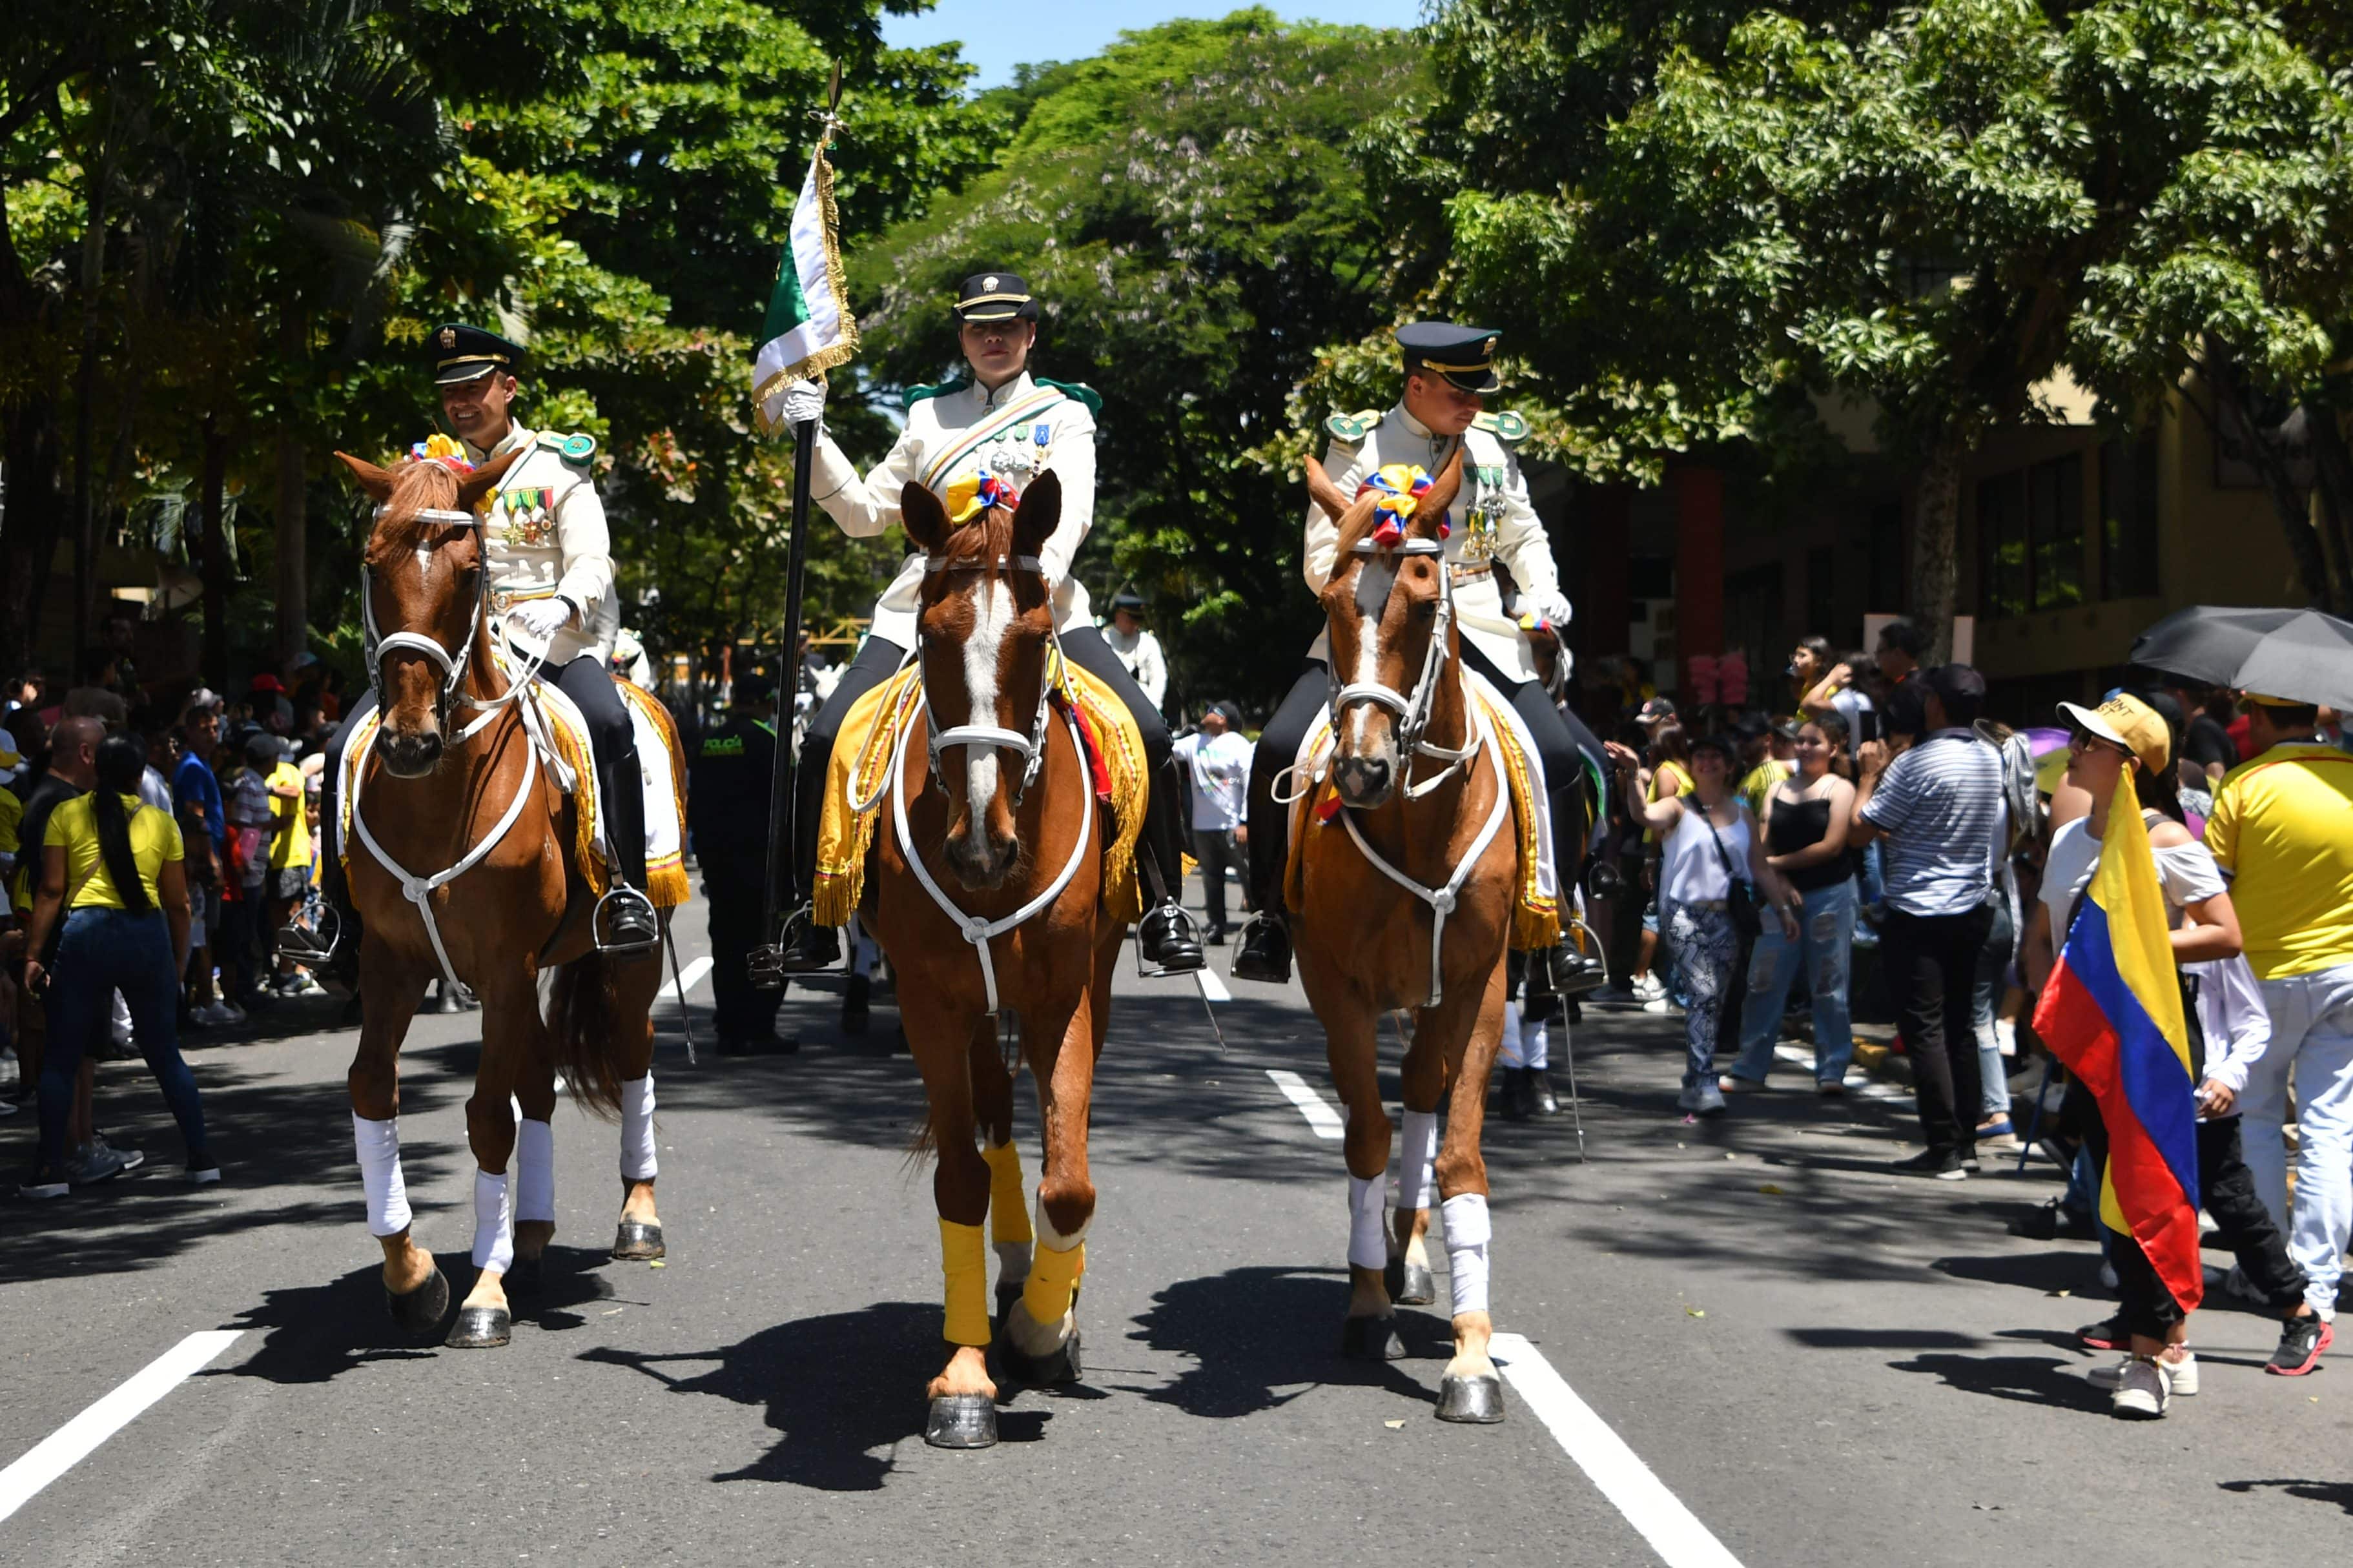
[2229,610,2353,711]
[2128,604,2301,687]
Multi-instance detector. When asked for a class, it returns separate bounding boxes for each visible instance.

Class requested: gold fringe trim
[544,706,608,899]
[618,682,691,910]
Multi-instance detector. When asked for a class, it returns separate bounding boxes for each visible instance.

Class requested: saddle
[812,646,1147,928]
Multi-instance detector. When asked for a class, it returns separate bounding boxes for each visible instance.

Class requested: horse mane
[1327,490,1389,564]
[362,461,466,567]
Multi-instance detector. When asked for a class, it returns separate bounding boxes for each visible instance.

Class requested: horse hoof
[1384,1257,1435,1306]
[508,1255,544,1296]
[1002,1329,1084,1389]
[924,1393,999,1449]
[446,1305,512,1350]
[611,1221,666,1261]
[1435,1374,1506,1423]
[385,1268,450,1336]
[1341,1316,1405,1362]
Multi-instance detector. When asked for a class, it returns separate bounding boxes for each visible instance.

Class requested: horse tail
[544,948,630,1117]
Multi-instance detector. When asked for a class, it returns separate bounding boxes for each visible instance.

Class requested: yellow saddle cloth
[1283,674,1559,951]
[813,648,1147,928]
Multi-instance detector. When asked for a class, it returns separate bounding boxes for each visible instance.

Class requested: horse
[858,471,1124,1449]
[1287,447,1520,1423]
[331,448,682,1350]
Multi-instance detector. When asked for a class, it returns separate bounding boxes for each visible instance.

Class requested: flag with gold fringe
[752,118,858,435]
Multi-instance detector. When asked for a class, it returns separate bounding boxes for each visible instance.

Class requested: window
[1978,453,2084,618]
[1806,544,1837,642]
[2101,435,2160,599]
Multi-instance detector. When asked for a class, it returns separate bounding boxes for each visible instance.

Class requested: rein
[1328,537,1479,799]
[920,551,1056,806]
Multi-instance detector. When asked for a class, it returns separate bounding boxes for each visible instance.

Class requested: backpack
[1977,719,2042,855]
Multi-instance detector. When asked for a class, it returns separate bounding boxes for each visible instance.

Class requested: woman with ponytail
[21,733,213,1196]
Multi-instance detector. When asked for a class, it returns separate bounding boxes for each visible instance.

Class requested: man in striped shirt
[1851,664,2006,1179]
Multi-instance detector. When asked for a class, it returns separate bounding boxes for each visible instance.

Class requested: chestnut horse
[1288,448,1519,1423]
[334,449,680,1350]
[859,471,1122,1449]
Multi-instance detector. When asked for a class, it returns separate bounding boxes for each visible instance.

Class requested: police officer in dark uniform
[687,673,795,1055]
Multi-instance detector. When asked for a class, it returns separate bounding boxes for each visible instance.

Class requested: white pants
[2240,959,2353,1320]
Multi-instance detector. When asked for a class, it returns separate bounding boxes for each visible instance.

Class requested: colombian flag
[2030,783,2204,1310]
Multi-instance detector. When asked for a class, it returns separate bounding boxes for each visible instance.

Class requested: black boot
[1233,913,1293,984]
[1499,1067,1532,1121]
[1133,761,1204,975]
[774,906,841,973]
[1138,899,1206,976]
[1527,1069,1560,1117]
[592,752,660,957]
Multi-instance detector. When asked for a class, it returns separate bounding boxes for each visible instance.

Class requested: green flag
[753,125,858,434]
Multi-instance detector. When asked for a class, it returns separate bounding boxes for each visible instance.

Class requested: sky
[880,0,1433,90]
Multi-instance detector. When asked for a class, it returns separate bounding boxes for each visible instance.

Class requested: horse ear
[1012,469,1061,561]
[1410,447,1464,538]
[901,480,952,555]
[1303,454,1352,523]
[453,447,524,514]
[334,451,398,503]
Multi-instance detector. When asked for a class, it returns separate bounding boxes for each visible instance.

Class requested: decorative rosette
[1355,463,1440,547]
[409,433,474,473]
[944,470,1021,524]
[1515,609,1555,635]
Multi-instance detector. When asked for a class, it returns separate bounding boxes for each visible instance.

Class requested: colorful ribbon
[944,470,1021,524]
[1355,463,1441,547]
[409,433,474,473]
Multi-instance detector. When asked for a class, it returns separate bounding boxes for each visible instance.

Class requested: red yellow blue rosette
[1354,463,1440,547]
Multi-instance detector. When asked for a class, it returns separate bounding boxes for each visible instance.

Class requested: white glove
[777,378,827,434]
[508,598,573,640]
[1536,591,1573,629]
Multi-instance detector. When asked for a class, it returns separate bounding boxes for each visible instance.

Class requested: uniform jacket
[1101,623,1167,709]
[686,713,777,893]
[1303,402,1561,682]
[808,371,1098,649]
[462,422,613,665]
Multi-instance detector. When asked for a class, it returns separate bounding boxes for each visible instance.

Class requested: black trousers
[1879,902,1996,1156]
[704,881,781,1041]
[1244,646,1598,914]
[794,624,1184,911]
[1190,826,1244,935]
[2110,1114,2309,1338]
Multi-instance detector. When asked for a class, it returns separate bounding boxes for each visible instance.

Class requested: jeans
[1879,901,1997,1157]
[1665,903,1744,1092]
[37,908,208,1175]
[1971,893,2016,1120]
[1730,879,1856,1085]
[1189,826,1244,934]
[2240,959,2353,1319]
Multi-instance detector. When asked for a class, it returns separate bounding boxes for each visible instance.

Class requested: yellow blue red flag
[2029,782,2203,1310]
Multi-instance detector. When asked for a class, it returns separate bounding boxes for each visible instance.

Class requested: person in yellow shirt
[2205,693,2353,1332]
[20,733,214,1197]
[262,746,321,997]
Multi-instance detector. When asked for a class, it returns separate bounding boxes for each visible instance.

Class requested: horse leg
[447,974,537,1349]
[1323,989,1401,1361]
[1426,955,1510,1422]
[511,1010,559,1296]
[971,1017,1032,1324]
[611,950,665,1261]
[907,990,998,1449]
[1390,1011,1443,1307]
[1000,992,1093,1388]
[347,948,445,1335]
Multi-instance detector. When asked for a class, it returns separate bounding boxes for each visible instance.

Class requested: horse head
[1310,447,1464,809]
[336,447,520,777]
[902,469,1062,891]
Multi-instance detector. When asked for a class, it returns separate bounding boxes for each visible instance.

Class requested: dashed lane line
[1195,965,1232,1003]
[0,1331,245,1524]
[664,955,714,1006]
[1264,1068,1345,1139]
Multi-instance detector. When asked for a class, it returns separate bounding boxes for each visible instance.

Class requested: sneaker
[65,1141,128,1186]
[19,1174,68,1200]
[1975,1117,2021,1151]
[2266,1315,2333,1376]
[2077,1316,2130,1351]
[1630,973,1667,1003]
[1675,1082,1700,1113]
[1640,996,1674,1015]
[192,1000,238,1027]
[218,999,248,1024]
[1718,1074,1768,1094]
[1817,1079,1848,1097]
[1889,1148,1968,1180]
[2110,1357,2170,1418]
[278,974,328,998]
[189,1165,221,1185]
[2091,1350,2198,1396]
[1691,1079,1727,1117]
[95,1136,145,1176]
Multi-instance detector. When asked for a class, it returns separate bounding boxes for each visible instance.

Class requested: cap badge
[438,327,457,349]
[983,276,999,290]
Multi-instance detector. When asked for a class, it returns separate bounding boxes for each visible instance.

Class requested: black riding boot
[1233,911,1293,984]
[1135,757,1204,975]
[594,750,661,957]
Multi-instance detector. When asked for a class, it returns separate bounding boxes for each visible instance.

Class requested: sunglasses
[2066,728,2132,760]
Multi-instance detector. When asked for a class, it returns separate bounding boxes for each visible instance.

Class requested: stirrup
[277,904,342,963]
[1133,900,1205,979]
[593,884,661,957]
[761,906,841,978]
[1231,914,1293,984]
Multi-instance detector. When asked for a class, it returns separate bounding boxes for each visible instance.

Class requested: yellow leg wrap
[983,1142,1033,1246]
[939,1218,992,1347]
[1022,1238,1085,1327]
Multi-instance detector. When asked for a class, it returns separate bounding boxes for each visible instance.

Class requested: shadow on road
[2219,1479,2353,1514]
[1887,1350,2109,1412]
[1124,1263,1444,1418]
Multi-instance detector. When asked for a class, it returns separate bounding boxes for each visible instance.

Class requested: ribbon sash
[919,385,1069,493]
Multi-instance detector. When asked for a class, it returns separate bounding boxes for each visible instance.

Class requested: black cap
[954,272,1037,324]
[734,672,777,707]
[1636,697,1677,724]
[1109,589,1146,613]
[1925,663,1988,707]
[429,323,524,385]
[1395,321,1501,394]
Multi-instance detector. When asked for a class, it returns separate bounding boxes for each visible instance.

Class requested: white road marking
[1195,965,1231,1003]
[0,1330,245,1523]
[1264,1068,1344,1139]
[1490,1333,1746,1568]
[664,955,714,1006]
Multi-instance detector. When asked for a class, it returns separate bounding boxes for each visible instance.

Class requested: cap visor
[433,361,501,385]
[1437,369,1501,394]
[2055,700,2131,752]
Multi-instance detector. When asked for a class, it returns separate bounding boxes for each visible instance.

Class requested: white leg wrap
[1397,1110,1439,1212]
[1498,1001,1525,1069]
[516,1118,555,1225]
[471,1168,516,1273]
[353,1113,413,1238]
[620,1074,657,1181]
[1522,1016,1550,1072]
[1441,1192,1492,1317]
[1348,1172,1388,1270]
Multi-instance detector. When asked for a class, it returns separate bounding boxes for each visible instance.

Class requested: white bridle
[920,551,1056,806]
[359,504,550,744]
[1328,536,1480,799]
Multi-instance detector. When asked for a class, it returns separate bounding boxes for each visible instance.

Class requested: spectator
[2131,666,2237,790]
[1734,714,1793,819]
[1874,617,1927,686]
[1627,711,1694,1010]
[1797,648,1880,755]
[2206,692,2353,1336]
[262,737,320,995]
[1851,663,2006,1178]
[1101,591,1167,715]
[1787,636,1835,722]
[1172,700,1253,946]
[217,731,278,1010]
[173,703,236,1026]
[1607,732,1799,1117]
[21,733,213,1198]
[1724,713,1859,1095]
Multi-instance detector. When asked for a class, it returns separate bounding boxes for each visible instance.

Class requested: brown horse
[1289,447,1519,1423]
[333,449,680,1350]
[859,471,1123,1449]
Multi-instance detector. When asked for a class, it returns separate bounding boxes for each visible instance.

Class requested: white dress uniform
[806,371,1098,648]
[1102,621,1168,709]
[1302,403,1561,683]
[462,421,614,664]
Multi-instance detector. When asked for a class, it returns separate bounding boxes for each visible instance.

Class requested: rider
[291,323,660,965]
[770,271,1204,975]
[1233,321,1588,990]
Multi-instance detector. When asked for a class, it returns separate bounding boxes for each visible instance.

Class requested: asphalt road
[5,885,2350,1567]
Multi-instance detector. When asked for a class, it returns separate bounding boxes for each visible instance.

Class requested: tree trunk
[2209,352,2337,611]
[1909,423,1970,665]
[200,415,229,684]
[2303,402,2353,615]
[70,181,106,669]
[274,430,306,671]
